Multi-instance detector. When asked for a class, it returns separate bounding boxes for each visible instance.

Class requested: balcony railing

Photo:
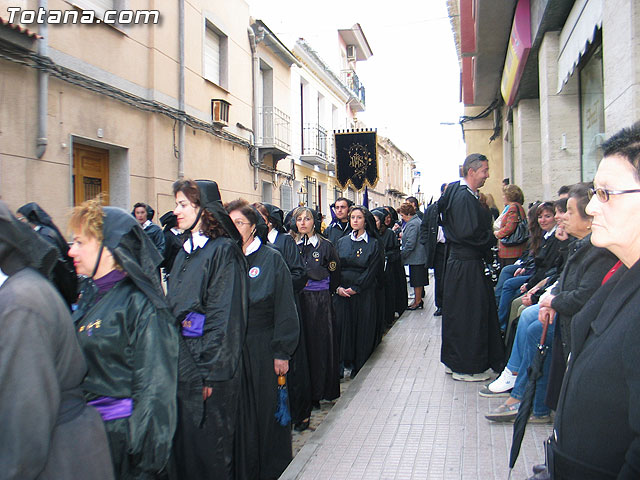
[258,106,290,152]
[301,124,335,166]
[341,69,366,106]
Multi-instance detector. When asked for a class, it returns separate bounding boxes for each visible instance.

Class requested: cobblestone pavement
[282,285,552,479]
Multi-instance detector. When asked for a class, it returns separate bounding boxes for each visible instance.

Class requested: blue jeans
[495,264,519,305]
[498,274,530,329]
[508,304,555,417]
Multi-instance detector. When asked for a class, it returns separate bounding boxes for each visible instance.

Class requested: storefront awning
[557,0,602,93]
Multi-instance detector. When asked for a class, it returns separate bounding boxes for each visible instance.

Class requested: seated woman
[226,199,299,480]
[484,183,617,423]
[294,207,341,413]
[334,206,382,378]
[398,202,427,310]
[68,198,179,479]
[540,122,640,479]
[494,185,528,268]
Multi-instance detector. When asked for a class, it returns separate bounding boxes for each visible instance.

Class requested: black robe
[378,228,402,331]
[439,181,504,374]
[143,222,166,257]
[269,231,311,425]
[0,268,114,480]
[73,277,179,479]
[298,236,341,402]
[235,242,299,480]
[167,237,248,480]
[323,220,352,245]
[334,234,382,375]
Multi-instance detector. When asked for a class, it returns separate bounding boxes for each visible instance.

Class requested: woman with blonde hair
[68,197,178,479]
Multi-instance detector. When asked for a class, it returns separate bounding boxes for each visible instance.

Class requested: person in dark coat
[166,180,248,480]
[439,154,505,382]
[16,202,78,307]
[398,202,428,310]
[536,123,640,479]
[334,205,383,378]
[372,208,401,331]
[294,206,341,410]
[420,183,447,316]
[254,202,313,432]
[132,202,166,256]
[226,199,299,480]
[68,199,179,479]
[0,201,114,480]
[158,210,186,278]
[324,197,353,245]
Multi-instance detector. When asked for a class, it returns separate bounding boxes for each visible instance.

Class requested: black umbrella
[508,321,550,472]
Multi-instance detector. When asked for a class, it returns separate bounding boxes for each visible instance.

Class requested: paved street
[282,284,552,479]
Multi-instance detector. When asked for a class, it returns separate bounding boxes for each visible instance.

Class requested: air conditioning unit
[211,99,231,127]
[346,45,356,61]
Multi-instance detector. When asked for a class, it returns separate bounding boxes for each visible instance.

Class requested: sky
[247,0,466,202]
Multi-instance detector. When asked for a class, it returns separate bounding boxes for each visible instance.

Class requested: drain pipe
[248,26,260,189]
[178,0,185,178]
[36,0,48,158]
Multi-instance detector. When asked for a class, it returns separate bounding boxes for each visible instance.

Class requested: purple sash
[182,311,205,337]
[304,277,330,291]
[88,396,133,421]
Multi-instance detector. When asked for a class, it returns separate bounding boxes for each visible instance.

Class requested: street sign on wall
[501,0,531,106]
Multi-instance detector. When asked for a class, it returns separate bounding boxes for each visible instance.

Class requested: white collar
[460,178,479,198]
[183,230,209,254]
[0,267,7,288]
[142,219,152,229]
[350,230,369,242]
[297,234,319,247]
[170,227,183,235]
[544,225,557,239]
[267,229,278,245]
[245,237,262,256]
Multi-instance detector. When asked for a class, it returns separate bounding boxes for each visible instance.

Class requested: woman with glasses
[225,199,299,480]
[334,206,382,378]
[167,179,248,480]
[537,123,640,478]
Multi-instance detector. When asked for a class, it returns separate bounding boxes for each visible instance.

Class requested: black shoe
[407,301,424,311]
[294,418,310,432]
[311,401,321,410]
[434,307,442,316]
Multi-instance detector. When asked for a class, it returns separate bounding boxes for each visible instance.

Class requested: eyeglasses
[233,219,252,227]
[588,187,640,203]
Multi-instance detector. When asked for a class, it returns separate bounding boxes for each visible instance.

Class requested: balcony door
[73,143,109,205]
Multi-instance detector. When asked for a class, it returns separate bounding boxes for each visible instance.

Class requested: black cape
[439,181,504,373]
[324,220,352,245]
[235,242,299,480]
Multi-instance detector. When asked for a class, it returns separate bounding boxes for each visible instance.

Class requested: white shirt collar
[245,237,262,256]
[350,230,369,242]
[0,267,7,288]
[142,219,152,229]
[460,178,479,198]
[183,230,209,254]
[544,225,557,239]
[297,234,319,247]
[267,229,278,245]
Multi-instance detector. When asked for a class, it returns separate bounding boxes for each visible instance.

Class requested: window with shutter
[204,26,221,85]
[280,185,293,211]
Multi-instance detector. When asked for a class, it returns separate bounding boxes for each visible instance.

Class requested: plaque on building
[334,129,379,191]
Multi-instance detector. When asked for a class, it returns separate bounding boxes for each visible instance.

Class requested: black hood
[159,211,178,231]
[195,179,242,249]
[131,203,155,221]
[0,201,58,278]
[17,201,70,255]
[263,203,285,233]
[251,206,269,244]
[101,207,166,309]
[371,208,389,231]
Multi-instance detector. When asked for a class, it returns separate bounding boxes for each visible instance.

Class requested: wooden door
[73,144,109,205]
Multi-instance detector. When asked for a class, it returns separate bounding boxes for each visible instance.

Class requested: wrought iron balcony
[300,124,335,168]
[341,69,366,108]
[257,106,291,154]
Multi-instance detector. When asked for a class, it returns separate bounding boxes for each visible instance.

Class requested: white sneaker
[479,368,516,396]
[452,371,491,382]
[444,366,453,374]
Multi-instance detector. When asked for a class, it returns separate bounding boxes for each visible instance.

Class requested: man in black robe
[420,183,448,316]
[323,197,353,244]
[439,154,504,381]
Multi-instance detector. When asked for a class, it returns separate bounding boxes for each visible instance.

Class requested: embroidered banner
[334,129,379,191]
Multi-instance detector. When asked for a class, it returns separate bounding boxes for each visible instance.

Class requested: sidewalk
[282,285,552,479]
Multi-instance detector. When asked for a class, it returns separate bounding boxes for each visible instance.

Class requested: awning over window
[557,0,602,93]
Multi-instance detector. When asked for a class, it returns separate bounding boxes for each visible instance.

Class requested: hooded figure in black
[259,202,312,430]
[226,199,299,480]
[158,210,186,277]
[384,205,407,316]
[0,201,114,480]
[131,202,166,256]
[16,202,78,307]
[294,207,342,410]
[372,208,402,333]
[68,201,179,479]
[334,205,383,378]
[324,197,354,245]
[166,179,248,480]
